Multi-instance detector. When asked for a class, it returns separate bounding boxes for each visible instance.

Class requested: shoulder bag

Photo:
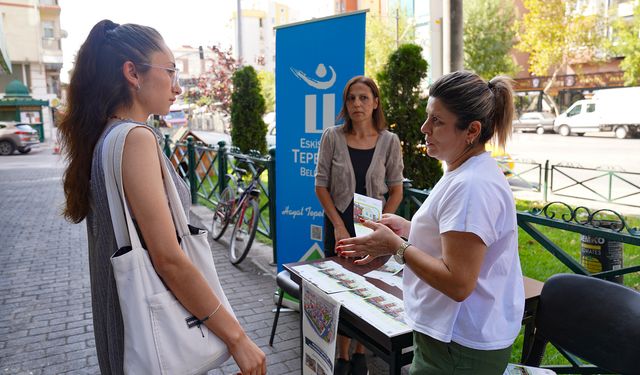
[102,123,233,375]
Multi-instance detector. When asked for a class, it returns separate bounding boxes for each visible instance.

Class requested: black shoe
[350,353,368,375]
[334,358,350,375]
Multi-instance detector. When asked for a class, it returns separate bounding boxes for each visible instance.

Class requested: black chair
[269,270,301,346]
[523,273,640,374]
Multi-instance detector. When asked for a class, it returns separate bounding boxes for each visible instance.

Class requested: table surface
[285,256,544,354]
[285,255,543,302]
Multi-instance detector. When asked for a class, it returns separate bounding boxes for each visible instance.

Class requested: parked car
[264,112,276,149]
[512,112,556,134]
[163,109,188,128]
[0,122,40,155]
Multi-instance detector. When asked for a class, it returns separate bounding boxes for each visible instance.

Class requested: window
[43,21,54,38]
[587,103,596,113]
[567,104,582,117]
[46,74,60,96]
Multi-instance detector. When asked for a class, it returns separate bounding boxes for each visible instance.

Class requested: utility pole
[450,0,463,72]
[395,8,399,47]
[236,0,243,65]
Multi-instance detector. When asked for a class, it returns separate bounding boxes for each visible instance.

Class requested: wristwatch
[394,241,411,264]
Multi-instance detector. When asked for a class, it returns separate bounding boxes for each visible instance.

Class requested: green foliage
[609,3,640,86]
[257,70,275,113]
[365,12,415,80]
[377,44,442,189]
[230,66,267,154]
[463,0,519,80]
[516,0,605,89]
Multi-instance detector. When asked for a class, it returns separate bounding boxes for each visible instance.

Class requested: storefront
[0,80,49,142]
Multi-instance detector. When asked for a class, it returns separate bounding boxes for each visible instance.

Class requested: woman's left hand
[336,219,403,265]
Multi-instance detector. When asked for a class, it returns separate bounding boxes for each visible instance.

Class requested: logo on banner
[290,63,337,134]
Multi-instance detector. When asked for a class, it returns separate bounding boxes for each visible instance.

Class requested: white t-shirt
[403,152,524,350]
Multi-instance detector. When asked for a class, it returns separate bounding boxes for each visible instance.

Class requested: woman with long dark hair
[59,20,265,374]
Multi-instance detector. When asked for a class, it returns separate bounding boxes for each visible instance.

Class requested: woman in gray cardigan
[315,76,404,375]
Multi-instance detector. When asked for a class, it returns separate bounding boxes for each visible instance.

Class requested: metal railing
[398,188,640,280]
[163,135,277,262]
[550,164,640,208]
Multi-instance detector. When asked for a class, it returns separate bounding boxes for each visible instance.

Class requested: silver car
[0,122,40,155]
[512,112,556,135]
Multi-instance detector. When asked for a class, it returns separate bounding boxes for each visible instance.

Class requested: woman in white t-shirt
[337,70,525,374]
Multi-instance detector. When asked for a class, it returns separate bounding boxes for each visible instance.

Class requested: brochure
[293,260,369,294]
[332,284,411,337]
[353,193,382,237]
[363,257,404,288]
[302,280,341,375]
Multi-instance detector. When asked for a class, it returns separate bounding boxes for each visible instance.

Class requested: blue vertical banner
[275,11,366,271]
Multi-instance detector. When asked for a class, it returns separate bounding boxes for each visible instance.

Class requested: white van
[553,87,640,138]
[553,100,599,137]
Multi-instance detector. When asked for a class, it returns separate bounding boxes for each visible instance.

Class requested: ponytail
[488,76,514,150]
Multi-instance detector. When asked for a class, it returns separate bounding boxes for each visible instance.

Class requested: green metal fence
[163,135,277,262]
[162,135,640,269]
[398,187,640,280]
[551,164,640,208]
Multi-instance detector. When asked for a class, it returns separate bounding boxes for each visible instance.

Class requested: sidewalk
[0,147,398,374]
[0,150,300,374]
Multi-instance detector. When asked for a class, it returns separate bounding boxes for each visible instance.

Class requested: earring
[136,84,141,91]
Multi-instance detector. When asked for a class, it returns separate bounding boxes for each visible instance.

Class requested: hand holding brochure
[353,193,382,237]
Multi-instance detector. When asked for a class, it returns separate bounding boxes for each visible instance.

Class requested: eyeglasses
[137,63,180,87]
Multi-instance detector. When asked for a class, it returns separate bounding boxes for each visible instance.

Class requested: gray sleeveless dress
[85,121,191,374]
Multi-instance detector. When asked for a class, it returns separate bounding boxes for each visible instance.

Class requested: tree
[183,45,238,115]
[516,0,605,94]
[365,12,415,80]
[463,0,519,80]
[609,3,640,86]
[257,70,275,113]
[230,66,267,154]
[377,44,442,189]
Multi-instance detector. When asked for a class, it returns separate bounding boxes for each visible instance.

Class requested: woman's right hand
[379,213,410,238]
[229,333,266,375]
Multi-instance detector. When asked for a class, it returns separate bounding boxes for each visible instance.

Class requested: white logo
[291,63,337,134]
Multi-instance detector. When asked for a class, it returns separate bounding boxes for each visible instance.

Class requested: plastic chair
[523,273,640,374]
[269,270,301,346]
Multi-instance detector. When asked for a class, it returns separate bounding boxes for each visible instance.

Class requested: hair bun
[99,19,119,38]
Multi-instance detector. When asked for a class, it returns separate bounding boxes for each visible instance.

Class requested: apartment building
[0,0,64,101]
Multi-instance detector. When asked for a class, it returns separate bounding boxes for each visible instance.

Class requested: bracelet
[199,301,223,324]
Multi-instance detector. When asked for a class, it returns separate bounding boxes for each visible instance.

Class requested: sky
[59,0,238,83]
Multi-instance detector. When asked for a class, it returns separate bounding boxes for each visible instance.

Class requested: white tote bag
[102,123,233,375]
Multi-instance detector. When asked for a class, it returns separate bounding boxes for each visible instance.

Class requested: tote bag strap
[102,123,145,249]
[102,123,192,249]
[150,137,191,238]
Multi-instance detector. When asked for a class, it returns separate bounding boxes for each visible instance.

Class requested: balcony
[41,38,61,51]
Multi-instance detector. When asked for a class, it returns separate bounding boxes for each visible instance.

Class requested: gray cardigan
[315,125,404,212]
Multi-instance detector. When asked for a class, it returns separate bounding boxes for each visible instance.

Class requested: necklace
[108,115,147,125]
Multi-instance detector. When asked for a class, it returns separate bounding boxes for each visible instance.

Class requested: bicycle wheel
[229,198,259,264]
[211,186,235,240]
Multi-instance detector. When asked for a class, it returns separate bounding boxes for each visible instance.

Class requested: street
[507,131,640,171]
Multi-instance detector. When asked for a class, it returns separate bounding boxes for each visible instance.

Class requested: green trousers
[409,331,512,375]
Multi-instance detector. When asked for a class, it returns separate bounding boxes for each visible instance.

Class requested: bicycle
[211,157,265,265]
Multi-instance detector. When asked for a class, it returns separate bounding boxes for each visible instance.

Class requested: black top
[348,146,376,196]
